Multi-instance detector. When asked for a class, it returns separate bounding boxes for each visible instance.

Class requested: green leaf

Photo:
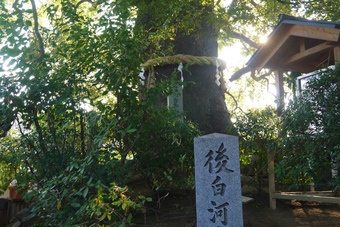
[127,128,137,133]
[100,212,107,221]
[83,187,89,198]
[25,20,32,27]
[71,203,81,208]
[24,9,33,14]
[127,213,133,222]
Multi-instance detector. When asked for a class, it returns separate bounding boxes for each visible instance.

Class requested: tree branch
[224,89,247,115]
[249,0,258,7]
[16,115,48,183]
[229,66,253,82]
[12,0,23,19]
[277,0,300,6]
[74,0,94,10]
[228,0,237,9]
[250,69,271,82]
[30,0,45,63]
[215,0,222,7]
[47,109,61,156]
[0,110,15,138]
[80,111,86,157]
[0,122,13,138]
[230,31,258,48]
[0,122,12,138]
[250,70,276,97]
[121,123,144,158]
[33,105,47,154]
[229,67,274,97]
[241,40,251,55]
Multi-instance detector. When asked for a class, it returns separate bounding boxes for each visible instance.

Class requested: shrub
[278,66,340,190]
[133,107,201,192]
[233,107,279,189]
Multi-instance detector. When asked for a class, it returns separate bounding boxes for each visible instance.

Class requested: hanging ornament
[178,62,184,88]
[215,59,221,86]
[138,67,145,85]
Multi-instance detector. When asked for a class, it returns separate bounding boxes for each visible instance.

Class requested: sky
[218,0,277,110]
[219,39,277,111]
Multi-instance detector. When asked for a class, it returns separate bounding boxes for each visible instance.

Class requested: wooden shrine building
[246,14,340,209]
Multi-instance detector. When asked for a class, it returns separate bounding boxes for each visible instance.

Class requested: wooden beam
[280,62,320,73]
[250,24,340,71]
[268,151,276,209]
[291,24,340,42]
[334,46,340,63]
[273,193,340,204]
[257,27,294,71]
[275,70,284,116]
[281,42,332,66]
[299,38,305,52]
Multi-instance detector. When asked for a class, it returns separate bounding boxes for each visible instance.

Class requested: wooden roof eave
[247,19,340,73]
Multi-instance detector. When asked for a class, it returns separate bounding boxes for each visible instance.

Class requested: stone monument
[194,133,243,227]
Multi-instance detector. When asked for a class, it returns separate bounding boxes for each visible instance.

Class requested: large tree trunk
[137,2,235,135]
[174,31,234,134]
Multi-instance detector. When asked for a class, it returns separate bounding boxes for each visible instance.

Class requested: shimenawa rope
[141,54,227,70]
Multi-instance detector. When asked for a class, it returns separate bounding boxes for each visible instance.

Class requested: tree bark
[173,29,234,134]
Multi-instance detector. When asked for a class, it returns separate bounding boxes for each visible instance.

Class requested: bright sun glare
[259,36,268,43]
[219,0,274,110]
[219,39,276,111]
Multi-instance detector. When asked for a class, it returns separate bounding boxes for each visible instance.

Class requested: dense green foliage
[1,0,340,225]
[0,135,19,194]
[134,108,200,191]
[277,66,340,190]
[0,0,201,225]
[234,107,279,189]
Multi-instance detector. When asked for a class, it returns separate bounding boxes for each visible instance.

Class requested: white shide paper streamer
[138,67,145,85]
[215,59,221,86]
[178,62,184,88]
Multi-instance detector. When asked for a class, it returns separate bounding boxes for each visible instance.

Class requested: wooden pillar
[275,69,285,116]
[334,46,340,64]
[334,46,340,183]
[268,150,276,209]
[268,69,284,210]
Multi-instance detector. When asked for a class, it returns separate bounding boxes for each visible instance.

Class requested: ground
[133,190,340,227]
